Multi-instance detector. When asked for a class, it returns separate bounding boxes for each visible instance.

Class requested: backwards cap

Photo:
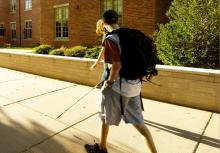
[102,10,118,24]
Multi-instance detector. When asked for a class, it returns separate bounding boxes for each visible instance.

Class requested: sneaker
[84,143,108,153]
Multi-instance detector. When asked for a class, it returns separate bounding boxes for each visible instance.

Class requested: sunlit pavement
[0,67,219,153]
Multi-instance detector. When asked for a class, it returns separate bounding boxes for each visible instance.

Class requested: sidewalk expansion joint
[0,76,30,84]
[0,94,15,102]
[3,85,77,107]
[192,113,213,153]
[20,112,98,153]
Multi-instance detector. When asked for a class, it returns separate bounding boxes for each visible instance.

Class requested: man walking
[85,10,158,153]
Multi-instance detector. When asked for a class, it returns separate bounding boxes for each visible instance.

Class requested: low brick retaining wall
[0,50,219,112]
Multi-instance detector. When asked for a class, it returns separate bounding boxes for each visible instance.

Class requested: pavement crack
[192,113,214,153]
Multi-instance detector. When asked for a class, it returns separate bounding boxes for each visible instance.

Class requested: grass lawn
[0,47,34,50]
[0,45,35,52]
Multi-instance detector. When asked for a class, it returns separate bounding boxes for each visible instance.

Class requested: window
[11,0,16,12]
[55,5,69,39]
[0,24,5,37]
[25,0,32,10]
[24,21,32,39]
[101,0,123,25]
[11,22,16,40]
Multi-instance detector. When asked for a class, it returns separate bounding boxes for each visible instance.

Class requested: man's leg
[133,124,158,153]
[100,120,109,150]
[84,120,109,153]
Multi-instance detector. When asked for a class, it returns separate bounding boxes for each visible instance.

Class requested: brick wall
[40,0,172,47]
[40,0,101,47]
[1,0,172,47]
[122,0,172,37]
[20,0,41,46]
[1,0,41,46]
[123,0,156,37]
[0,1,9,20]
[7,0,19,45]
[0,0,9,45]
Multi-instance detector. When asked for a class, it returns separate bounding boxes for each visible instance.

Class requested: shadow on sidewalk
[144,119,220,148]
[0,108,70,153]
[0,107,128,153]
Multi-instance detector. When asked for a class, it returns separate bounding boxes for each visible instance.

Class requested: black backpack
[107,28,158,80]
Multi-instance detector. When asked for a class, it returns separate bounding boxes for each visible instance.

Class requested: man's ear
[103,24,110,32]
[104,27,108,33]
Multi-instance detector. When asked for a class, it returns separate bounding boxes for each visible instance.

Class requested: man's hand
[103,80,114,89]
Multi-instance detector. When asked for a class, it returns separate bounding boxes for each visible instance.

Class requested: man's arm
[104,39,121,87]
[104,61,121,88]
[102,38,121,87]
[108,61,121,82]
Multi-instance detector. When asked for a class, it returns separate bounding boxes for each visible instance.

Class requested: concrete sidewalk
[0,67,219,153]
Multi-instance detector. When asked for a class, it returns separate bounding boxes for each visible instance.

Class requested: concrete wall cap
[156,65,220,76]
[0,50,96,62]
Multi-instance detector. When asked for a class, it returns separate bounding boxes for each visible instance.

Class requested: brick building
[0,0,172,47]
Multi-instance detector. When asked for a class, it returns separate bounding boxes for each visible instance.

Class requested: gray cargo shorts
[98,87,144,126]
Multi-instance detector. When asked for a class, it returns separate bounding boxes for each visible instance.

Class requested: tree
[154,0,219,69]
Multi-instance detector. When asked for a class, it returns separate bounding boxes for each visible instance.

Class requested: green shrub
[154,0,219,69]
[84,46,102,59]
[34,44,52,54]
[64,46,87,57]
[49,47,65,56]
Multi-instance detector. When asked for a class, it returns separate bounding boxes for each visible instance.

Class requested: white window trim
[53,3,69,8]
[25,19,32,22]
[25,8,32,11]
[54,38,70,41]
[10,11,16,14]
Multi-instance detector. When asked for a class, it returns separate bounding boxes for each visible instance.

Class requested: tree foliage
[155,0,219,69]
